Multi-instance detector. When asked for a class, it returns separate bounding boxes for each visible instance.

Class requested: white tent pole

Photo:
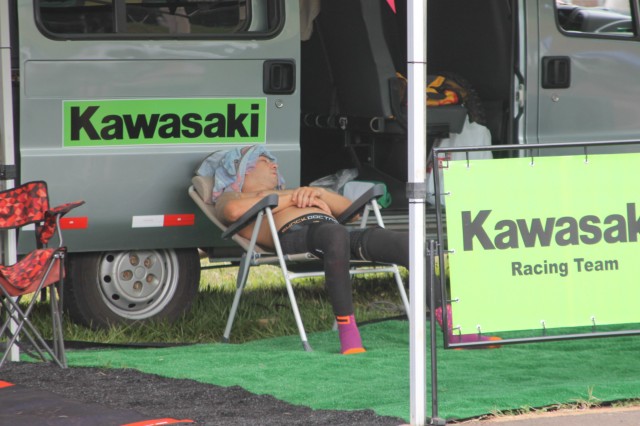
[0,0,19,362]
[407,0,428,425]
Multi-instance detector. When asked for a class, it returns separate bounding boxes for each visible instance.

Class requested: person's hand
[291,186,325,208]
[308,197,331,215]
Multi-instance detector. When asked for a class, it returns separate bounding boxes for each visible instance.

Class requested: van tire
[64,249,200,330]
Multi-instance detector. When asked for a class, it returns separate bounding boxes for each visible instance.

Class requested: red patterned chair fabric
[0,249,63,297]
[0,181,84,367]
[0,181,83,296]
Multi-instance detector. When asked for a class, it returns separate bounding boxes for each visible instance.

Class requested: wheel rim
[97,249,180,320]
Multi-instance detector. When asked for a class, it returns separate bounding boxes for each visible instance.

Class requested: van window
[36,0,281,38]
[556,1,637,37]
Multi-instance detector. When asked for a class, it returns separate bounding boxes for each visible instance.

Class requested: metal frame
[220,198,410,352]
[0,249,67,367]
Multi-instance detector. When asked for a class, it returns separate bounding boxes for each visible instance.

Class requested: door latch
[541,56,571,89]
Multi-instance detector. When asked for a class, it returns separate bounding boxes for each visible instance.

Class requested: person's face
[244,155,279,191]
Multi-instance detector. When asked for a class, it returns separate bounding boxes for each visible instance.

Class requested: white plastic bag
[309,168,358,192]
[426,117,492,206]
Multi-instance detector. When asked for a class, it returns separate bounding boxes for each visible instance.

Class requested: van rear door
[533,0,640,147]
[17,0,299,252]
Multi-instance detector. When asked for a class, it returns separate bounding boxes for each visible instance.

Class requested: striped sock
[336,314,366,355]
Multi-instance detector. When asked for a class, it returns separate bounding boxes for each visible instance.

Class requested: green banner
[443,153,640,334]
[63,98,266,147]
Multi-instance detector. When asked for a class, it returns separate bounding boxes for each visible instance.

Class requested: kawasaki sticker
[442,153,640,334]
[63,98,266,146]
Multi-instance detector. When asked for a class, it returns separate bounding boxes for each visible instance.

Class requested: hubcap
[98,250,179,319]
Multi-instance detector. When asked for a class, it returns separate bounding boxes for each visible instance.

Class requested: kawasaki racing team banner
[63,98,267,147]
[443,152,640,334]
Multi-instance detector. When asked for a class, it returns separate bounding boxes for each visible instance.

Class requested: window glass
[37,0,278,37]
[556,1,637,37]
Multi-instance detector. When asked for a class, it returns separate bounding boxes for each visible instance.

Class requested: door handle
[263,60,296,94]
[541,56,571,89]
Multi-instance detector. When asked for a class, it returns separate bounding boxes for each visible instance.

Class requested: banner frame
[432,140,640,350]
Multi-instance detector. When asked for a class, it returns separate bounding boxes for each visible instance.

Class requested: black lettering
[226,104,249,137]
[250,103,260,137]
[204,113,226,137]
[158,113,181,138]
[100,115,123,140]
[123,114,160,139]
[181,113,203,138]
[70,106,100,140]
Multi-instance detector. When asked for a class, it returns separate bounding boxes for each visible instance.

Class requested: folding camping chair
[189,175,409,351]
[0,181,84,367]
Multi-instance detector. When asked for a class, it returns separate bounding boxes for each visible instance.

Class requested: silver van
[1,0,638,327]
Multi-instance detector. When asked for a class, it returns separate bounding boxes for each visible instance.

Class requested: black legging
[279,222,410,316]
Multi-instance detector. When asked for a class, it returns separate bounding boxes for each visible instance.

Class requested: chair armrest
[336,183,385,224]
[221,194,279,239]
[39,200,86,246]
[46,200,86,218]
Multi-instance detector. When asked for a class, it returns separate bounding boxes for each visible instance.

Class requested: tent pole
[0,0,19,363]
[407,0,428,424]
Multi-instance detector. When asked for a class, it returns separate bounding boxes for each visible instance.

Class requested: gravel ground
[1,362,407,426]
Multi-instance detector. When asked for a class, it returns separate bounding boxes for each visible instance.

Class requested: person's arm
[214,191,274,225]
[290,187,352,217]
[215,188,333,224]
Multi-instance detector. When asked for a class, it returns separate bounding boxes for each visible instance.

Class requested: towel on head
[211,146,285,202]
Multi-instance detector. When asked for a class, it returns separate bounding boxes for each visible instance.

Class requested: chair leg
[0,298,19,366]
[0,297,50,366]
[282,273,312,352]
[55,256,67,367]
[393,265,411,317]
[221,254,252,343]
[264,208,313,352]
[8,296,64,367]
[50,282,67,367]
[0,270,67,367]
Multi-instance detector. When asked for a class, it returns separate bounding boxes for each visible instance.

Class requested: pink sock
[336,315,366,355]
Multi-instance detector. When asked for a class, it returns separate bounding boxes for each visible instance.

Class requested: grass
[16,262,640,419]
[25,260,409,345]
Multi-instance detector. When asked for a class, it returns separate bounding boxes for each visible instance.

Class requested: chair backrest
[0,181,50,230]
[189,175,271,254]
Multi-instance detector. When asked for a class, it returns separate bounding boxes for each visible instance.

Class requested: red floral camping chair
[0,181,84,367]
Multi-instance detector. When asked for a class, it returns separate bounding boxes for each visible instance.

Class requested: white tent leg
[0,0,18,363]
[407,0,429,424]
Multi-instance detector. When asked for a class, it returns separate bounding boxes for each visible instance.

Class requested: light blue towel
[199,146,285,202]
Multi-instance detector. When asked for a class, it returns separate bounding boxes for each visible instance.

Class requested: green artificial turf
[64,320,640,421]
